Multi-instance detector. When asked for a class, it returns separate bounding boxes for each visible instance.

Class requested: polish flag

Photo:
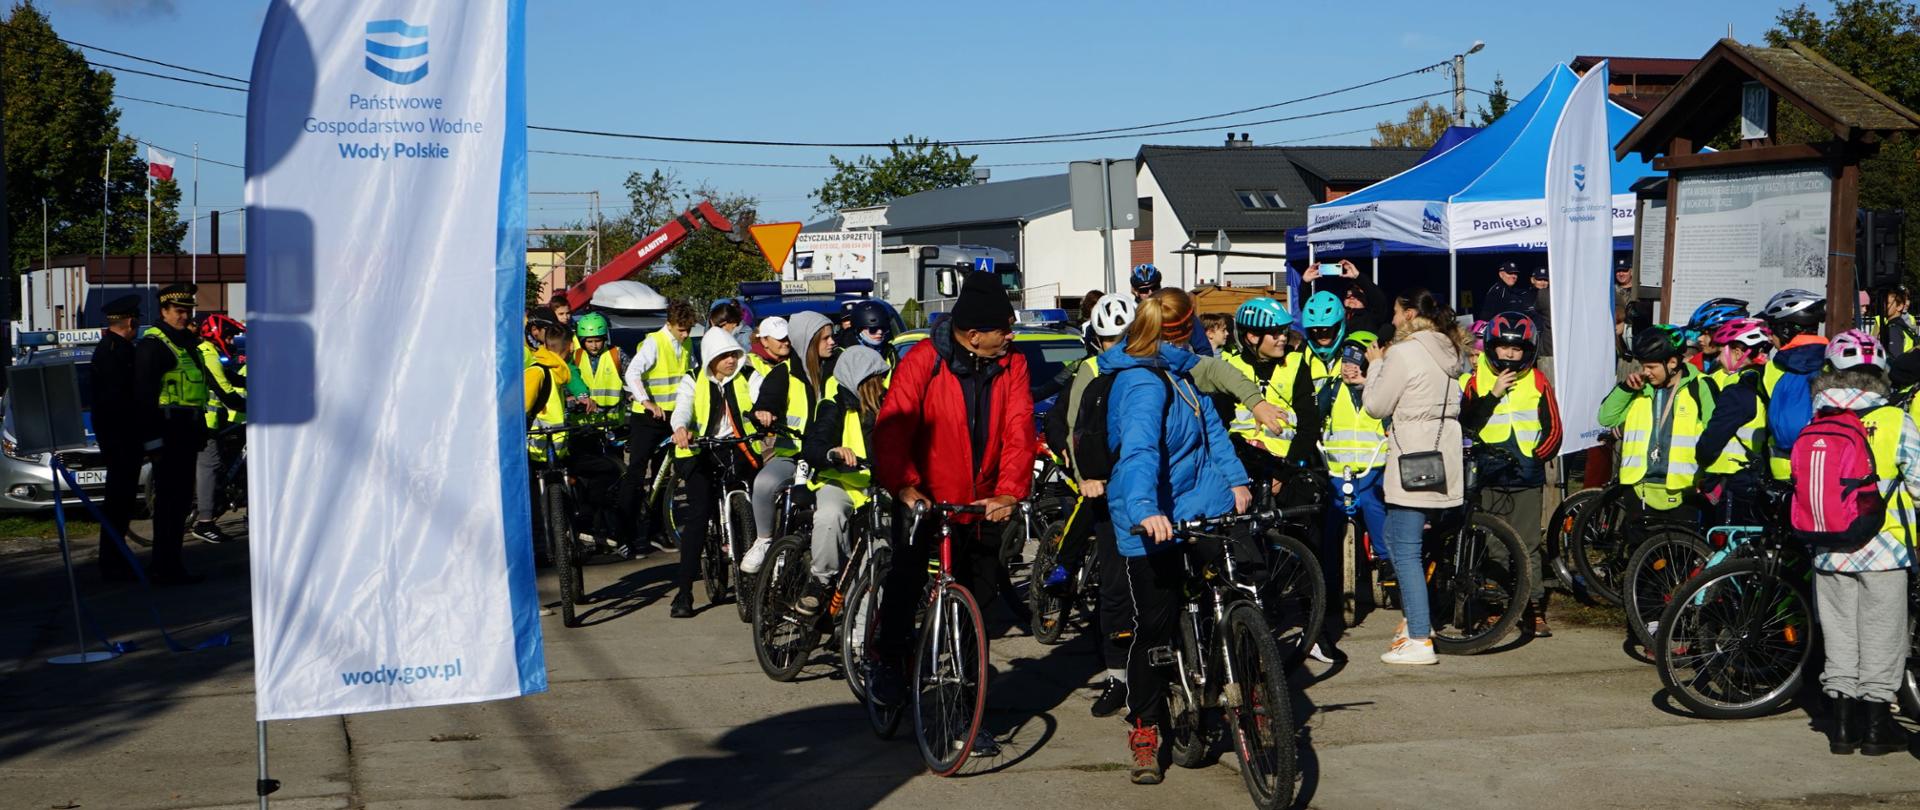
[147,147,176,182]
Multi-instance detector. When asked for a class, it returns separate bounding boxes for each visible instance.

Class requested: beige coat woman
[1362,327,1465,508]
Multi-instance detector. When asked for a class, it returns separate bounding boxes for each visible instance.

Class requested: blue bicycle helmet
[1235,297,1291,333]
[1301,290,1346,361]
[1130,263,1163,292]
[1685,298,1748,340]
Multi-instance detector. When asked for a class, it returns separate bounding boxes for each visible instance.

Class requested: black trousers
[1121,547,1187,726]
[151,412,207,573]
[674,454,713,595]
[1093,511,1130,671]
[99,438,143,571]
[618,412,673,548]
[877,504,1003,659]
[566,452,628,545]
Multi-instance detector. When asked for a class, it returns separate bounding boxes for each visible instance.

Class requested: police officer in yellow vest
[190,314,247,546]
[793,345,890,617]
[667,328,759,618]
[740,310,836,575]
[571,313,624,409]
[1696,318,1774,526]
[1459,312,1563,637]
[617,301,697,560]
[1598,325,1716,516]
[1223,297,1323,484]
[134,283,237,584]
[1315,331,1391,659]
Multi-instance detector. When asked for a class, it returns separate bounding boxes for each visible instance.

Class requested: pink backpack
[1789,408,1887,547]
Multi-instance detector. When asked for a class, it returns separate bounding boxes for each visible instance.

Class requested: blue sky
[44,0,1808,246]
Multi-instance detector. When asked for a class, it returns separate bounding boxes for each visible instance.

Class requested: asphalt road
[2,517,1917,809]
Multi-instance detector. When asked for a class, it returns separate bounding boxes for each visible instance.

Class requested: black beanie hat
[949,271,1015,332]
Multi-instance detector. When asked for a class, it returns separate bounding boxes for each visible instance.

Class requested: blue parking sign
[973,257,995,274]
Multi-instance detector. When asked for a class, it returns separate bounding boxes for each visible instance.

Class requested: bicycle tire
[701,522,730,607]
[861,544,905,740]
[1653,557,1814,720]
[1261,531,1325,665]
[1028,518,1072,645]
[751,536,818,682]
[1623,526,1712,650]
[1548,487,1605,593]
[840,557,876,703]
[913,581,988,777]
[1900,608,1920,722]
[1167,614,1216,769]
[1221,601,1298,810]
[1568,483,1635,606]
[545,482,582,628]
[648,459,679,549]
[1429,513,1532,655]
[728,491,755,624]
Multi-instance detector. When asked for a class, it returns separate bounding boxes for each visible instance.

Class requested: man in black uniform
[90,295,144,581]
[135,284,235,584]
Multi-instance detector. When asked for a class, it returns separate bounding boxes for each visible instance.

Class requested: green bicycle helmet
[1234,297,1291,332]
[574,312,609,339]
[1302,290,1346,361]
[1339,331,1379,372]
[1632,324,1687,363]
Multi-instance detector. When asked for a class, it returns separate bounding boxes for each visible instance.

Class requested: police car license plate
[72,470,107,487]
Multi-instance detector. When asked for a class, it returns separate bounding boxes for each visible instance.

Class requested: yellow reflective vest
[1704,369,1767,475]
[1858,406,1916,547]
[1460,356,1546,458]
[196,341,245,429]
[807,378,873,508]
[673,371,754,459]
[527,362,568,463]
[1322,380,1386,476]
[635,328,690,413]
[1618,374,1714,495]
[1223,350,1300,457]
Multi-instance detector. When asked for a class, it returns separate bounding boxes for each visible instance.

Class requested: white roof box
[591,280,668,312]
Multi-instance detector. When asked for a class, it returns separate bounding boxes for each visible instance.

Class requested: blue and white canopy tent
[1305,64,1661,303]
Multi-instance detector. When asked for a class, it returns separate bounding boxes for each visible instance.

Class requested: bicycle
[1240,459,1327,667]
[1408,443,1534,655]
[146,422,248,528]
[751,460,880,682]
[1014,453,1084,644]
[1317,440,1392,628]
[1135,509,1301,810]
[676,433,764,613]
[888,501,992,777]
[1546,485,1606,600]
[1651,526,1816,719]
[1621,519,1712,650]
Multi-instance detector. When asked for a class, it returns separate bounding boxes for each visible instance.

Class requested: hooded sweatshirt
[1808,373,1919,573]
[803,346,889,471]
[524,346,574,414]
[671,328,748,438]
[753,310,833,419]
[1103,340,1250,555]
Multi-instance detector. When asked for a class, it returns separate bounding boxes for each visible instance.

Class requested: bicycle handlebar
[913,502,988,517]
[1127,505,1319,536]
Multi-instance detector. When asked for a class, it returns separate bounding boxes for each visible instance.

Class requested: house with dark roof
[1134,136,1425,288]
[1571,55,1698,116]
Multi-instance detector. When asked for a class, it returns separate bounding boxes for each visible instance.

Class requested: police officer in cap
[135,283,241,583]
[91,295,145,580]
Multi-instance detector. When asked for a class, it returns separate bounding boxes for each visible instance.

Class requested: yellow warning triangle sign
[749,222,804,274]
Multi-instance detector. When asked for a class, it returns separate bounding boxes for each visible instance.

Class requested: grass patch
[0,514,96,540]
[1065,762,1130,773]
[1548,595,1626,629]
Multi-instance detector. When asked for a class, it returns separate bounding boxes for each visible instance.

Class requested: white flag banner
[245,0,542,720]
[1546,61,1615,455]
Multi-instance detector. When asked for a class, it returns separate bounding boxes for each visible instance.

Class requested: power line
[59,37,252,84]
[116,93,244,119]
[85,58,248,92]
[131,138,244,170]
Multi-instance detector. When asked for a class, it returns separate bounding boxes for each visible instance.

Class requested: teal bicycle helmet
[1301,290,1346,361]
[1235,297,1291,333]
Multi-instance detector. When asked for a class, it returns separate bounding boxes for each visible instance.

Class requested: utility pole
[1452,40,1486,125]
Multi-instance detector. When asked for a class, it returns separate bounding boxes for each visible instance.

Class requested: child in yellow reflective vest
[1695,317,1773,526]
[1459,312,1562,636]
[1315,331,1390,659]
[793,346,890,617]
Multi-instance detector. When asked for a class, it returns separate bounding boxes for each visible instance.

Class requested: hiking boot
[1380,636,1437,665]
[1128,721,1164,785]
[669,590,695,619]
[1526,599,1553,638]
[796,579,832,617]
[739,537,774,574]
[1830,695,1860,755]
[191,522,234,545]
[1091,677,1128,718]
[1860,701,1906,756]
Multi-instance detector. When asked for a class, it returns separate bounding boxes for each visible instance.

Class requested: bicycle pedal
[1221,684,1244,709]
[1147,647,1175,667]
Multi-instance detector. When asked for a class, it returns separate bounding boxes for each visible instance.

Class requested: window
[1235,189,1287,209]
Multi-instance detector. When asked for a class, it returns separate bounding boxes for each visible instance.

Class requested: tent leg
[257,720,279,809]
[1372,255,1379,283]
[1449,249,1458,313]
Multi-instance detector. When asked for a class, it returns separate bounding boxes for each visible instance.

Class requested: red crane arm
[563,201,736,310]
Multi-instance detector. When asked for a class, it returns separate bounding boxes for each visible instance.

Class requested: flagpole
[145,164,152,293]
[102,145,110,288]
[191,143,199,284]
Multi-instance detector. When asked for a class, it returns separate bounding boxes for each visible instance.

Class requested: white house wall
[1139,162,1290,290]
[1019,208,1129,308]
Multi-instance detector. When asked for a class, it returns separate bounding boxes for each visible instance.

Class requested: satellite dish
[591,280,668,312]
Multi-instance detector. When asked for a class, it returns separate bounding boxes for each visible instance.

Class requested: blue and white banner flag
[1546,61,1615,455]
[245,0,541,720]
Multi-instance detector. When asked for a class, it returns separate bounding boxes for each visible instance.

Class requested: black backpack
[1072,367,1175,482]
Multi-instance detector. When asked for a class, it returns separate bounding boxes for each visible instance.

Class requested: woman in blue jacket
[1101,287,1253,786]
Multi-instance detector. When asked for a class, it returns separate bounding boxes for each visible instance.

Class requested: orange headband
[1161,309,1193,342]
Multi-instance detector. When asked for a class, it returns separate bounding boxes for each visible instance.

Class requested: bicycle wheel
[1221,601,1298,810]
[544,481,582,628]
[1167,613,1217,769]
[648,459,679,549]
[1548,487,1605,592]
[840,555,877,703]
[1569,483,1635,606]
[1900,608,1920,722]
[860,544,905,740]
[1654,557,1815,720]
[1428,513,1532,655]
[701,519,731,607]
[1623,525,1711,649]
[728,490,755,623]
[912,581,988,777]
[1028,517,1072,645]
[752,536,818,682]
[1260,531,1325,665]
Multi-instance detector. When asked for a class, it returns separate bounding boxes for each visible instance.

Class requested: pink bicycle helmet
[1827,328,1886,371]
[1710,317,1772,350]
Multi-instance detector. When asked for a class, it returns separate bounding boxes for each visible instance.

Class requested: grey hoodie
[671,329,747,434]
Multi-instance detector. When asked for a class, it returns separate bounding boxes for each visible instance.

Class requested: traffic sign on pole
[749,222,804,273]
[973,257,996,274]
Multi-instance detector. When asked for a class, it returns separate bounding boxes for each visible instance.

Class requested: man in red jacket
[870,272,1033,737]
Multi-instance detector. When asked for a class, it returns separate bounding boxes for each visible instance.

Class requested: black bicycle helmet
[1631,325,1686,363]
[848,300,894,342]
[1485,311,1538,373]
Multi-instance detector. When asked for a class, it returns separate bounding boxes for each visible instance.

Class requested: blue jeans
[1323,468,1390,568]
[1382,506,1433,639]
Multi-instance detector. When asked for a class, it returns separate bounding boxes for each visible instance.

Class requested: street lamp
[1453,41,1486,124]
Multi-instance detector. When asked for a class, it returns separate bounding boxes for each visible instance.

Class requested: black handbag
[1396,353,1451,493]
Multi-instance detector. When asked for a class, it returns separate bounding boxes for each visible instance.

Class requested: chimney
[1226,132,1252,148]
[209,209,220,255]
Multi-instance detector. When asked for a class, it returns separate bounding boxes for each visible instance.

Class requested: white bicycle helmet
[1759,288,1825,326]
[1827,328,1887,371]
[1088,293,1137,337]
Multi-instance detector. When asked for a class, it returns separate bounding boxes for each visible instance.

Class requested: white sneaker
[1393,619,1409,644]
[1380,637,1437,666]
[739,538,774,574]
[1307,644,1336,664]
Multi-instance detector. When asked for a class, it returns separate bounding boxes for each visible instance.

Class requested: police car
[0,329,149,512]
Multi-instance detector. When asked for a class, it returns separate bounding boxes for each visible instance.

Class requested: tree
[1475,75,1511,126]
[1767,1,1920,280]
[537,168,769,307]
[811,135,978,214]
[1,2,185,293]
[1370,100,1452,149]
